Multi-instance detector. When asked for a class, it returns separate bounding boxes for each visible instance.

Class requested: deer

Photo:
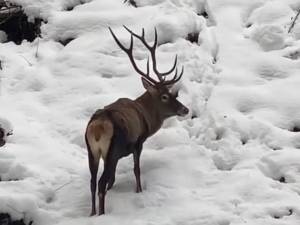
[0,118,13,148]
[85,26,189,216]
[0,128,6,147]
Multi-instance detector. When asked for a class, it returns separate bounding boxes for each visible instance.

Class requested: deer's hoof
[98,211,105,216]
[136,187,142,193]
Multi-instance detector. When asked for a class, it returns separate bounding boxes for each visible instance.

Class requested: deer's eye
[161,94,169,102]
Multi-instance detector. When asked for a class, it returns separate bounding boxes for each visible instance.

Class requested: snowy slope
[1,0,300,225]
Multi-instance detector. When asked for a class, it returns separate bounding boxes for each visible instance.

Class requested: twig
[288,9,300,33]
[35,37,40,58]
[54,179,73,192]
[19,55,33,66]
[0,60,2,96]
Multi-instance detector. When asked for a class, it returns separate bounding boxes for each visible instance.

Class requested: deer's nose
[0,140,5,147]
[178,106,189,116]
[0,128,4,139]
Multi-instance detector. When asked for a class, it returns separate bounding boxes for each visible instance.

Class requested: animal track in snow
[283,50,300,60]
[0,153,32,181]
[270,208,293,219]
[212,148,241,171]
[257,63,288,81]
[258,150,300,184]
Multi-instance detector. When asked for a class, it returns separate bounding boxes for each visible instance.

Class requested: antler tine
[163,66,184,86]
[146,56,150,76]
[123,26,161,81]
[150,29,180,83]
[124,26,178,80]
[109,27,130,53]
[157,54,178,77]
[109,27,157,85]
[112,26,184,86]
[123,26,180,81]
[152,27,158,48]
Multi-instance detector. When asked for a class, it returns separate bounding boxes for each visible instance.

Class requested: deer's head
[0,128,5,147]
[109,26,189,118]
[0,127,12,147]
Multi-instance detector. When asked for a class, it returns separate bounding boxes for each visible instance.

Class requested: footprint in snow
[283,50,300,60]
[0,152,33,181]
[257,63,288,81]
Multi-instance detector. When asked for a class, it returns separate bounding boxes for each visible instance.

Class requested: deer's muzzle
[0,140,5,147]
[177,106,189,116]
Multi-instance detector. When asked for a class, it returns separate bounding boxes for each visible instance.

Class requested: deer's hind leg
[98,157,118,215]
[98,138,121,215]
[98,125,127,215]
[88,150,99,216]
[86,119,113,216]
[133,139,144,193]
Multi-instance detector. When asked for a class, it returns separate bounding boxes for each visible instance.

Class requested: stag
[85,26,189,216]
[0,128,6,147]
[0,119,13,148]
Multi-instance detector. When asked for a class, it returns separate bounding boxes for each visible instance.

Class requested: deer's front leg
[133,140,143,193]
[133,150,142,193]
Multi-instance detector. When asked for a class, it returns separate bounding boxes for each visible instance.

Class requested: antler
[109,26,184,86]
[109,27,157,85]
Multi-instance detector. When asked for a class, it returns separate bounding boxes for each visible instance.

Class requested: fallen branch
[54,179,74,192]
[0,5,22,26]
[35,37,40,58]
[0,5,22,19]
[288,9,300,33]
[19,55,33,66]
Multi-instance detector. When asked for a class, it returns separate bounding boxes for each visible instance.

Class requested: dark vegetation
[123,0,138,7]
[197,10,209,19]
[279,176,286,183]
[186,32,199,44]
[64,0,91,11]
[0,213,32,225]
[0,1,42,44]
[291,125,300,132]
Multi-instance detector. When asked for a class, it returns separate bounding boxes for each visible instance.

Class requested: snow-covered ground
[1,0,300,224]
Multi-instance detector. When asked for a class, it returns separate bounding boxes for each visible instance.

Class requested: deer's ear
[141,78,156,93]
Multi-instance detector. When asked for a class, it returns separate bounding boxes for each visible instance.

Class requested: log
[0,5,22,20]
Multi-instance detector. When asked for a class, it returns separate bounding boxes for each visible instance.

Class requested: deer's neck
[135,92,164,137]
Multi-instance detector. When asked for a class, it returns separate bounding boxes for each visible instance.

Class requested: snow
[1,0,300,224]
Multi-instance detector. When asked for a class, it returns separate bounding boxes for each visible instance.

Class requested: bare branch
[288,9,300,33]
[54,180,74,192]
